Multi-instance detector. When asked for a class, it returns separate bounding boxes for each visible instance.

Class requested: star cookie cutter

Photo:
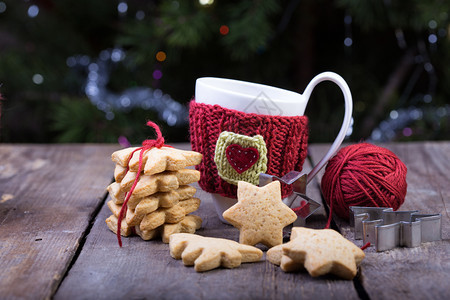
[350,206,442,252]
[259,171,321,226]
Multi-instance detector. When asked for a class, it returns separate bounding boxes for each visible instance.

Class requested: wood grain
[308,142,450,300]
[55,146,359,300]
[0,144,118,300]
[5,142,448,299]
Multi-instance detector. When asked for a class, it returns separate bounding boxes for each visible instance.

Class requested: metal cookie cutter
[259,171,321,226]
[350,206,442,252]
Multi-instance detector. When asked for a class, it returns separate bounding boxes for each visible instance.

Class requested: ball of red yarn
[321,143,407,220]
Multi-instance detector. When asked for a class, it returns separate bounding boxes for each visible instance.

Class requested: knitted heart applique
[226,144,259,174]
[214,131,267,185]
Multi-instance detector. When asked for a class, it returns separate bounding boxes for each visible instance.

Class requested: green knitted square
[214,131,267,185]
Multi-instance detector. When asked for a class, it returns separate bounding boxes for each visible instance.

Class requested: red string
[322,175,371,248]
[324,198,371,250]
[116,121,165,247]
[291,200,308,217]
[360,242,371,251]
[324,197,333,229]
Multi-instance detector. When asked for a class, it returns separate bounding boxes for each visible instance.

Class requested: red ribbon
[117,121,165,247]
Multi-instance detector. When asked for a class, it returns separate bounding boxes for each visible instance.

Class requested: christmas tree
[0,0,449,143]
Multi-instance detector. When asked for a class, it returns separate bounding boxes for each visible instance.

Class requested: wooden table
[1,142,449,300]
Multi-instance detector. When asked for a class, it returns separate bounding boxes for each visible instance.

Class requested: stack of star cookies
[105,146,203,243]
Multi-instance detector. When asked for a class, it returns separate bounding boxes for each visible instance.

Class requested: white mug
[194,72,353,222]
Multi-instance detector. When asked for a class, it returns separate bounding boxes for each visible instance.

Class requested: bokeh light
[117,2,128,14]
[0,2,6,13]
[111,48,125,62]
[199,0,214,5]
[27,5,39,18]
[428,20,437,29]
[403,127,413,137]
[136,10,145,20]
[390,110,399,119]
[32,74,44,85]
[220,25,229,35]
[428,34,437,44]
[156,51,166,62]
[344,37,353,47]
[153,69,163,80]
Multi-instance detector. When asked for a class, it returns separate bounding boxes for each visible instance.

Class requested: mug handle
[302,72,353,184]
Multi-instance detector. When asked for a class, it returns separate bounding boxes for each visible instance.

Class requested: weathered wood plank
[308,142,450,300]
[55,145,359,300]
[0,144,119,300]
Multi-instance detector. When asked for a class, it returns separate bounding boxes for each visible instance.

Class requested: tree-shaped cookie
[169,233,263,272]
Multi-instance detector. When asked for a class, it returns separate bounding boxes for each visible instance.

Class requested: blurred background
[0,0,449,145]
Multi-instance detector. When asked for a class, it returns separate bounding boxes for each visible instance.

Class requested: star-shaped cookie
[135,215,203,243]
[116,169,200,199]
[269,227,365,279]
[106,214,203,243]
[169,233,263,272]
[139,197,201,230]
[111,146,202,176]
[222,180,297,248]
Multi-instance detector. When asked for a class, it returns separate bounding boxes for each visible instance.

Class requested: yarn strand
[360,242,371,251]
[116,121,165,247]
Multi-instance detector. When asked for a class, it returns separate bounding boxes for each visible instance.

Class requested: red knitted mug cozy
[189,100,309,199]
